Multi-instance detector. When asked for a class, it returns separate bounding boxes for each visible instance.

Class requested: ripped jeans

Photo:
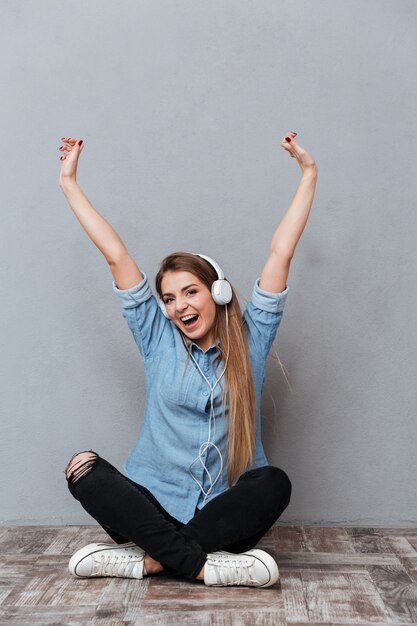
[65,450,292,581]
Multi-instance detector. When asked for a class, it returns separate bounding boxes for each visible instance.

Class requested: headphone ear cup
[211,279,232,305]
[158,296,170,319]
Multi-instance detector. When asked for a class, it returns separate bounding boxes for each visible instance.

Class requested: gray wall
[1,0,416,526]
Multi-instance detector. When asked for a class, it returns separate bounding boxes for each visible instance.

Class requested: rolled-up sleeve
[112,270,168,359]
[112,271,153,308]
[243,278,289,361]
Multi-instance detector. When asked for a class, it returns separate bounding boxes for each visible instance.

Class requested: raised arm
[58,137,143,288]
[259,131,318,293]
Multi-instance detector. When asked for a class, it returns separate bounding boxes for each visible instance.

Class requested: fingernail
[61,137,66,140]
[78,140,83,146]
[60,156,64,160]
[291,131,297,135]
[285,136,292,142]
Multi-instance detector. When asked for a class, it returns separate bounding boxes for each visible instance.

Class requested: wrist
[301,164,318,178]
[59,177,78,191]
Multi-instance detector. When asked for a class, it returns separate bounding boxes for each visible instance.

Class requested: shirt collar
[185,336,221,354]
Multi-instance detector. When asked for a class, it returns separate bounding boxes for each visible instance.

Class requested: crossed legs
[65,450,292,581]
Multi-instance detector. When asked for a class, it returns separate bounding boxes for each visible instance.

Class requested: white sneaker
[204,549,279,588]
[68,541,146,579]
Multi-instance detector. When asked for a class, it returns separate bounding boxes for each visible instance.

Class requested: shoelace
[208,554,256,586]
[92,552,141,577]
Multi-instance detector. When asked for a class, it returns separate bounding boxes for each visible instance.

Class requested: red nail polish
[285,136,292,142]
[78,140,83,146]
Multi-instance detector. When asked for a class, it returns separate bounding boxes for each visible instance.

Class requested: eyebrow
[162,284,199,297]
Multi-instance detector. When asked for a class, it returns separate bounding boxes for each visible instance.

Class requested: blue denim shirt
[112,270,289,523]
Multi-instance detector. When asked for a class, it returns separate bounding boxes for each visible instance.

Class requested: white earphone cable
[187,304,230,505]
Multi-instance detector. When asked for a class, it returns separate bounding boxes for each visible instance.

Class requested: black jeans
[65,450,292,581]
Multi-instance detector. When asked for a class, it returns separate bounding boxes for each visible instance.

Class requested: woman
[59,131,317,587]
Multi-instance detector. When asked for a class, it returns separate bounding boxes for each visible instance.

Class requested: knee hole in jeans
[65,450,98,484]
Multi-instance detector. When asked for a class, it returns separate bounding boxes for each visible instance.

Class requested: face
[161,270,217,351]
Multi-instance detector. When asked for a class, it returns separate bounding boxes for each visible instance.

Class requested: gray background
[1,0,416,526]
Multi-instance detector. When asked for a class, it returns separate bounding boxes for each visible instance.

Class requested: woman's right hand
[59,137,84,186]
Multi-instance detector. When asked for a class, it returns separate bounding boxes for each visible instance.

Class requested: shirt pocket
[153,351,193,406]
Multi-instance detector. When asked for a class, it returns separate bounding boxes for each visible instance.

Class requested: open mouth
[181,314,199,329]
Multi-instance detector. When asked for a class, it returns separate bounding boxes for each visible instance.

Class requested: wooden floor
[0,525,417,625]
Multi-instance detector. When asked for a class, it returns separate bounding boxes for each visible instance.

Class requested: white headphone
[157,253,232,505]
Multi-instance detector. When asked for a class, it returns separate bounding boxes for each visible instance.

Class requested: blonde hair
[155,251,256,487]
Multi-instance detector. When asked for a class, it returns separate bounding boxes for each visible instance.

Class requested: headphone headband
[193,253,225,281]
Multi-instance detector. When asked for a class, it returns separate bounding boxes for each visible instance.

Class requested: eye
[163,290,196,305]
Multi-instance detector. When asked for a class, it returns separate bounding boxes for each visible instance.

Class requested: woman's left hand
[280,132,317,174]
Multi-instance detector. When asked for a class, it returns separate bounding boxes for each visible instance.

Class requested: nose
[175,297,188,313]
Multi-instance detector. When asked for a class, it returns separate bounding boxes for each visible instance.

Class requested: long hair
[155,251,256,487]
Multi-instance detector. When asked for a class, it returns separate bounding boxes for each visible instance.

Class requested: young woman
[59,132,317,587]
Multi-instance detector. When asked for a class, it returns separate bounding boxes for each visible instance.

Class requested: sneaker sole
[69,542,145,578]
